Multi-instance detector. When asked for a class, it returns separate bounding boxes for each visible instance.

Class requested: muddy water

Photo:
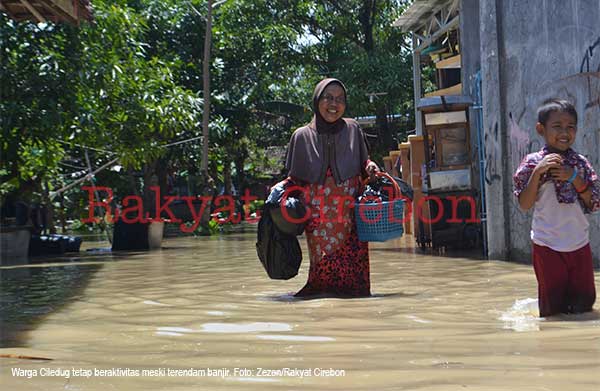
[1,233,599,390]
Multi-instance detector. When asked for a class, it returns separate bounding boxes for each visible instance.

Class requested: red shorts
[532,242,596,317]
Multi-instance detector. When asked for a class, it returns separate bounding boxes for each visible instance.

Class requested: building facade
[396,0,600,265]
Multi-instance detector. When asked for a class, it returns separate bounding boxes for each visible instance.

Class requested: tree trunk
[359,0,376,54]
[42,181,56,234]
[142,161,159,218]
[156,158,169,196]
[375,104,393,150]
[127,168,140,197]
[223,157,232,196]
[201,0,212,174]
[234,154,245,195]
[59,195,67,234]
[199,0,215,234]
[199,174,214,235]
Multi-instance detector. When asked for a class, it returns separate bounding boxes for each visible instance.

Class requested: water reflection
[200,322,292,333]
[0,263,102,347]
[263,291,422,302]
[256,335,335,342]
[0,233,599,390]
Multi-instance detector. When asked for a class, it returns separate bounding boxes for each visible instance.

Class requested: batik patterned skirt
[295,171,370,297]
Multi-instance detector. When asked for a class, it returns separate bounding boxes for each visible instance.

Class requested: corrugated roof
[393,0,452,32]
[0,0,93,25]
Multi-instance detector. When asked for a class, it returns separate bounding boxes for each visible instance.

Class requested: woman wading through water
[284,78,379,297]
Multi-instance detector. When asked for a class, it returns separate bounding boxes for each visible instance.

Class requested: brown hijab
[285,78,370,185]
[311,78,347,134]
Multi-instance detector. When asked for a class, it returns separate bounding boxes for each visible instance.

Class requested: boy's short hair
[537,99,578,125]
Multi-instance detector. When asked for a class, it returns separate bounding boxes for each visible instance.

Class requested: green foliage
[73,2,203,169]
[277,0,415,148]
[1,0,415,234]
[0,17,78,199]
[246,199,264,216]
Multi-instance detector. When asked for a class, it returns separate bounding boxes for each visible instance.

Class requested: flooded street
[1,232,599,390]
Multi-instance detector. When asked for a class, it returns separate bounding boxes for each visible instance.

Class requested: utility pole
[201,0,212,175]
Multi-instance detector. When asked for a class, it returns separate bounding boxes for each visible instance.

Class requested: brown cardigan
[285,118,370,185]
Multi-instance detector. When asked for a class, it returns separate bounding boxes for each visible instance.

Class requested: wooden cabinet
[415,96,481,250]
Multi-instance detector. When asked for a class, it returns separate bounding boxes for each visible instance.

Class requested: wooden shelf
[435,54,461,69]
[424,83,462,97]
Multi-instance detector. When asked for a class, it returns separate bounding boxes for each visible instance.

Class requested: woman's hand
[365,161,379,181]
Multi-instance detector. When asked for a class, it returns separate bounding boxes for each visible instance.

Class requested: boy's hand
[549,165,575,182]
[534,154,562,176]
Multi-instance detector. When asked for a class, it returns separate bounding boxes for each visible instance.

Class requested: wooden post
[409,135,430,244]
[383,157,393,174]
[399,142,412,235]
[389,150,401,177]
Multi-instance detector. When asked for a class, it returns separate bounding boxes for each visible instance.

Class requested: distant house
[0,0,92,25]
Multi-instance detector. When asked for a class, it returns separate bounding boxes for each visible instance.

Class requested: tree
[208,0,311,192]
[1,1,203,228]
[2,0,415,233]
[273,0,415,156]
[0,17,77,199]
[71,2,202,211]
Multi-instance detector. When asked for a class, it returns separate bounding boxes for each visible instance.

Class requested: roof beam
[445,0,459,24]
[0,2,18,20]
[42,0,79,24]
[414,32,426,46]
[434,13,443,29]
[414,15,459,53]
[18,0,46,23]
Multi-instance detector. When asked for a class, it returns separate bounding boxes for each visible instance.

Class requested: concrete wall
[478,0,510,260]
[477,0,600,265]
[460,0,482,201]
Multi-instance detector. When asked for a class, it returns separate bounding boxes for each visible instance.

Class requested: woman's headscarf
[286,77,369,185]
[311,78,347,134]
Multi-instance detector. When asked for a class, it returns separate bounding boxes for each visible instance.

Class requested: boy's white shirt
[531,182,589,252]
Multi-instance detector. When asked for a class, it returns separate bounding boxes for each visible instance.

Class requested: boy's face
[535,111,577,152]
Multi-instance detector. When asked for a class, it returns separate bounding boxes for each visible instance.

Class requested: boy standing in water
[513,99,600,317]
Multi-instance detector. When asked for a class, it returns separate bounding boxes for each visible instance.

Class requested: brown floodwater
[1,231,599,390]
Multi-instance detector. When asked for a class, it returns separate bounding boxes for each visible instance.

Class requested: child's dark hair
[537,99,578,125]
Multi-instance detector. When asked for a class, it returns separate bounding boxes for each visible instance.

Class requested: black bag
[395,176,414,201]
[256,208,302,280]
[358,174,414,203]
[265,180,307,236]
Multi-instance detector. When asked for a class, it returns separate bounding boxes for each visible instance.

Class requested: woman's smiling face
[318,83,346,123]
